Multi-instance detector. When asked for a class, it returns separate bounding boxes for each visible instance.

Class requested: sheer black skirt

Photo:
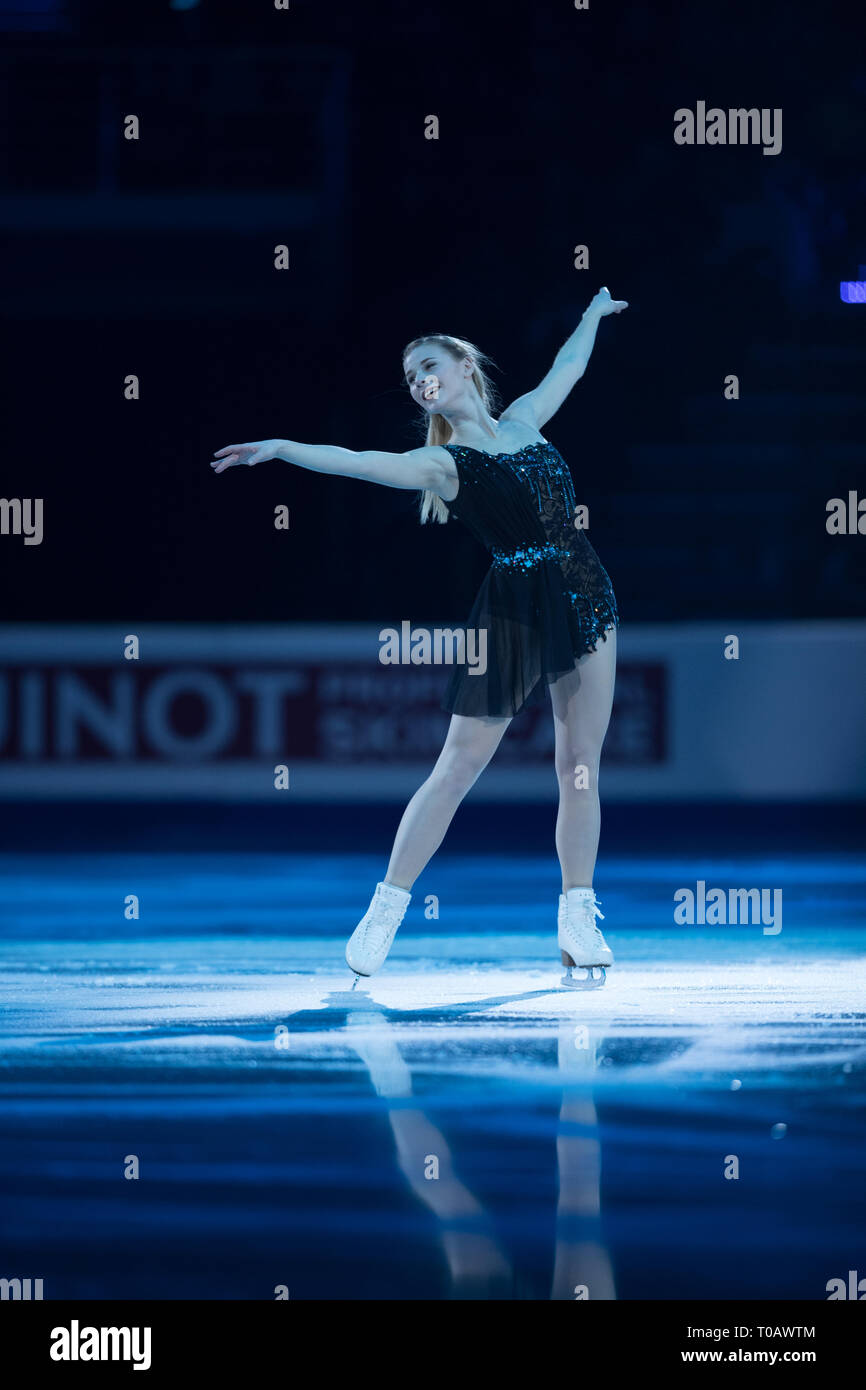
[441,559,619,719]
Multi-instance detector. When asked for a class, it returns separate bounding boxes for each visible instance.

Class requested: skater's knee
[433,746,490,797]
[555,743,600,787]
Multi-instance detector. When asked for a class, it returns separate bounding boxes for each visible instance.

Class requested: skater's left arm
[501,287,628,430]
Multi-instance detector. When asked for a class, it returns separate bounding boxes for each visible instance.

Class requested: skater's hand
[586,287,628,318]
[210,440,282,473]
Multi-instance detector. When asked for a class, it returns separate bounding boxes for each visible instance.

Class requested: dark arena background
[1,0,865,1361]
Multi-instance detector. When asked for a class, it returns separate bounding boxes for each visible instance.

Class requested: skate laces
[587,899,605,940]
[564,894,605,936]
[362,893,405,946]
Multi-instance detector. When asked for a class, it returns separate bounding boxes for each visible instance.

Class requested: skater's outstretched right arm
[210,438,456,497]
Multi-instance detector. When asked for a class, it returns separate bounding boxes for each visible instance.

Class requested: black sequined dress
[441,441,619,718]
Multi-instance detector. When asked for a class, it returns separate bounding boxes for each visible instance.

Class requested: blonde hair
[402,333,500,524]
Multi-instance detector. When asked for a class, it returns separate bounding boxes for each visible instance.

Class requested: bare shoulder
[498,394,539,426]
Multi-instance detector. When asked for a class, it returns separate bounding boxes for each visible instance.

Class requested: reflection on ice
[341,1004,619,1297]
[1,908,864,1299]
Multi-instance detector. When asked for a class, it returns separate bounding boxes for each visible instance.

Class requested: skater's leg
[550,630,617,892]
[385,712,511,890]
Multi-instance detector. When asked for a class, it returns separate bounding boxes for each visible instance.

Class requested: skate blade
[560,965,607,990]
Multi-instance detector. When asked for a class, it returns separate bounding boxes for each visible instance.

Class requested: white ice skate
[345,880,411,982]
[558,887,613,989]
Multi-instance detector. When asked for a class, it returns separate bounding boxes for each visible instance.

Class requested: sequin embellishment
[491,542,571,572]
[445,441,571,509]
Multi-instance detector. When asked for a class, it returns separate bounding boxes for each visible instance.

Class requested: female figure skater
[211,286,627,987]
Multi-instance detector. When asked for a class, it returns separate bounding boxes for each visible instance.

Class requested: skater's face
[403,344,471,411]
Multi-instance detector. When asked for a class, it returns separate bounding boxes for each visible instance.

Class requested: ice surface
[1,850,864,1299]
